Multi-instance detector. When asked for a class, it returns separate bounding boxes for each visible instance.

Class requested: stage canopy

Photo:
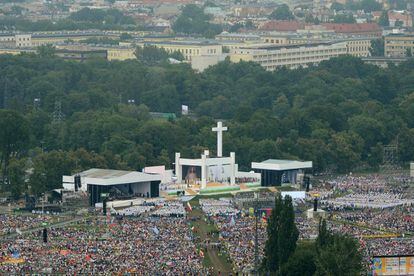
[251,159,312,186]
[63,168,162,205]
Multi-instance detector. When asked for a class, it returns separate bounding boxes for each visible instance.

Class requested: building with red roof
[321,23,382,37]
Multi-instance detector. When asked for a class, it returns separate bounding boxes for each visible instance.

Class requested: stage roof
[63,168,161,186]
[251,159,312,171]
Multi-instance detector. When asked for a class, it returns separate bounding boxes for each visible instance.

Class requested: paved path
[0,216,86,240]
[188,199,233,275]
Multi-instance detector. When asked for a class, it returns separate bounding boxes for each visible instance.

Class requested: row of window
[348,46,368,52]
[252,49,346,59]
[386,46,414,49]
[257,54,341,64]
[386,40,414,45]
[166,48,200,55]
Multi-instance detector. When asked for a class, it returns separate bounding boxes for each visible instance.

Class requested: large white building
[0,33,32,48]
[229,42,348,70]
[135,40,223,61]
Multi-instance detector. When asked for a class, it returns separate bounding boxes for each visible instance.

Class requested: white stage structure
[175,121,236,189]
[63,168,161,205]
[252,159,312,186]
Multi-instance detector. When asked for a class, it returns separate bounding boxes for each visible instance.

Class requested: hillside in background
[1,54,414,195]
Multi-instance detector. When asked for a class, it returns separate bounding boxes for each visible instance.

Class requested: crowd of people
[321,191,413,209]
[331,207,414,234]
[364,238,414,256]
[151,201,186,217]
[115,205,154,217]
[0,214,60,236]
[1,216,204,274]
[315,174,414,265]
[198,199,267,274]
[1,173,412,274]
[214,215,266,274]
[200,199,240,217]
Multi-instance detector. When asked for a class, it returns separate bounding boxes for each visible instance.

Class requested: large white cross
[212,121,227,157]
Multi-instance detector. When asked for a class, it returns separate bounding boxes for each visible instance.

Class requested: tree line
[0,54,414,196]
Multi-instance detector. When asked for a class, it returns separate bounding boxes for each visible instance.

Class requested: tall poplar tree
[262,194,298,273]
[278,195,299,265]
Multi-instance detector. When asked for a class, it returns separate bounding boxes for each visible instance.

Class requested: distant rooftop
[79,168,132,179]
[137,39,220,46]
[63,168,161,186]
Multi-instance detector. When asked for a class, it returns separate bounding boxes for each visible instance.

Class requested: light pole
[254,192,259,275]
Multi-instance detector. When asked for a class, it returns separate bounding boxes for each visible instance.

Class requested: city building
[135,40,222,61]
[362,57,409,68]
[31,31,119,47]
[107,47,136,61]
[229,42,348,70]
[384,34,414,57]
[321,23,382,37]
[0,33,32,48]
[215,32,262,42]
[388,10,413,27]
[55,49,108,61]
[344,38,372,57]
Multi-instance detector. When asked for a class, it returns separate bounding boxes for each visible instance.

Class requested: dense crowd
[0,216,204,274]
[364,238,414,256]
[115,206,154,217]
[0,214,59,236]
[321,192,412,209]
[215,215,266,273]
[316,174,414,263]
[151,201,186,217]
[200,199,239,217]
[1,173,412,274]
[199,199,266,273]
[332,207,414,234]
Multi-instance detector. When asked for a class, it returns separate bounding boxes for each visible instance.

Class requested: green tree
[8,158,27,199]
[315,230,362,275]
[134,45,184,65]
[280,243,317,276]
[331,2,345,11]
[269,4,294,20]
[316,219,329,248]
[134,45,169,65]
[278,195,299,265]
[120,32,132,40]
[378,10,389,27]
[30,150,74,195]
[262,194,298,273]
[369,38,384,56]
[395,19,403,27]
[315,219,363,275]
[333,14,356,23]
[172,4,222,38]
[262,193,283,273]
[36,44,56,57]
[0,110,29,185]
